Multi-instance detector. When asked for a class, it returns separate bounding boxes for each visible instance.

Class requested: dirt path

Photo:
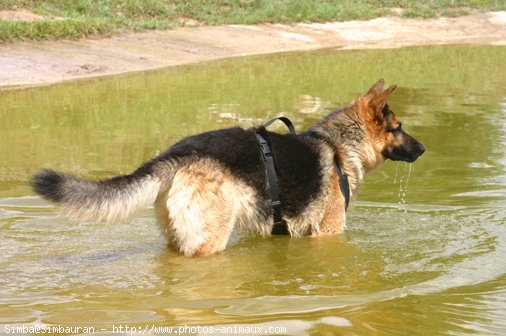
[1,11,505,90]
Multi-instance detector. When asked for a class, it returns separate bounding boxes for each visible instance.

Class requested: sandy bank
[1,11,505,90]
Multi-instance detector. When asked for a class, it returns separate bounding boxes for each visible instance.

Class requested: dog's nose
[418,143,426,156]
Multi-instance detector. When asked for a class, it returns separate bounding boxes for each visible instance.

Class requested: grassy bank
[0,0,504,41]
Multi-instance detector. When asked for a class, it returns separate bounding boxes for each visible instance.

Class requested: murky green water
[1,45,505,335]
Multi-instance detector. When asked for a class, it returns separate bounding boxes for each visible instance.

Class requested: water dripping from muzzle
[395,162,412,209]
[393,162,400,184]
[403,163,413,209]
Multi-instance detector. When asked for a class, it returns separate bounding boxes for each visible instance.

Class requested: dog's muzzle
[384,131,425,163]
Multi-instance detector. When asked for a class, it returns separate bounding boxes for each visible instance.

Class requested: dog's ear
[368,84,397,116]
[364,78,385,98]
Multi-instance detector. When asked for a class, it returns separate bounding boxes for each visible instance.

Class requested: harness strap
[255,131,287,235]
[255,117,295,235]
[255,117,350,235]
[262,116,297,136]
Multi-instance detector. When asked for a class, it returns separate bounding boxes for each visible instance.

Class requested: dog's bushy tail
[31,168,162,223]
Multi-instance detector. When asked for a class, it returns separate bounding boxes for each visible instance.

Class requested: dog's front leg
[316,170,347,235]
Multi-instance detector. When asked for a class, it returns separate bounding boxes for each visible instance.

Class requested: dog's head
[356,79,425,163]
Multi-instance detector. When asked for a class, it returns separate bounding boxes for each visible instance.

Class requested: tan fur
[354,82,400,171]
[318,170,346,235]
[155,158,266,257]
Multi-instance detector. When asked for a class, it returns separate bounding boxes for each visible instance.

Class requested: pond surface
[1,45,505,335]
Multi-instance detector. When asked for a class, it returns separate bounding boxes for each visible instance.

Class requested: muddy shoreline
[1,11,505,90]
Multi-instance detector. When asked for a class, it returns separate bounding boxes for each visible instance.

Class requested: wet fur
[31,79,424,257]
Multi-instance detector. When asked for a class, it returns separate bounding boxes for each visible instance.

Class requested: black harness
[255,117,350,235]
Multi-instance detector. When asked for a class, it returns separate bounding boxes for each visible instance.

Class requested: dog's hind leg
[162,159,239,257]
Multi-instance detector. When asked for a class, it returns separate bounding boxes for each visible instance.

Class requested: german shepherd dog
[32,79,425,257]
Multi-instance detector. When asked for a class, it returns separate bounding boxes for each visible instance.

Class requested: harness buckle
[259,141,272,158]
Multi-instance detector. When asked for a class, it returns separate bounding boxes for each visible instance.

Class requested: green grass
[0,0,504,41]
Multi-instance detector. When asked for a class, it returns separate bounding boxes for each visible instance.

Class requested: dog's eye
[387,123,402,133]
